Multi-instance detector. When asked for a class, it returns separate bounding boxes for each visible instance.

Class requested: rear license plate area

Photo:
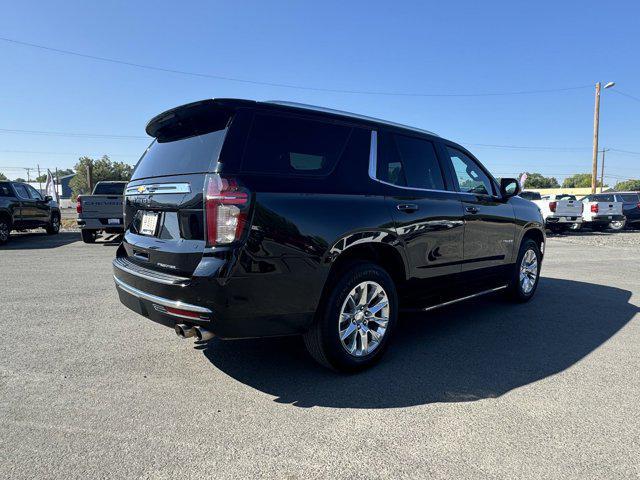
[140,211,159,236]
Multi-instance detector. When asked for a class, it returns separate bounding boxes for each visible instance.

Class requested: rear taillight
[76,197,82,214]
[637,202,640,210]
[549,201,557,212]
[205,174,251,246]
[591,204,599,213]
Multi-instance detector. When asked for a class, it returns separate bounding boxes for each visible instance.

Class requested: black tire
[591,224,607,232]
[505,238,542,303]
[81,229,97,243]
[0,217,11,245]
[46,214,60,235]
[303,262,398,372]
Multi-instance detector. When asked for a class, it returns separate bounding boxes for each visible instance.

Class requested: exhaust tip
[174,323,195,339]
[193,326,215,342]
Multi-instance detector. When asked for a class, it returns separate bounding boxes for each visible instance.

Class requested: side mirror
[500,178,521,199]
[44,195,53,202]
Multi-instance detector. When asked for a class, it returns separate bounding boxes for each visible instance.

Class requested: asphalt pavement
[1,230,639,479]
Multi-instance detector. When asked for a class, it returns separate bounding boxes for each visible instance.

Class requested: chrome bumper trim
[112,257,189,286]
[114,276,212,315]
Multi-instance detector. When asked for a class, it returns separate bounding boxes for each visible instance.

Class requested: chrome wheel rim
[0,222,8,241]
[52,217,59,230]
[610,220,624,230]
[519,249,538,294]
[338,281,389,357]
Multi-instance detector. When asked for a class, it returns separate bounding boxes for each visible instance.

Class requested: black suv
[113,99,545,371]
[0,181,61,244]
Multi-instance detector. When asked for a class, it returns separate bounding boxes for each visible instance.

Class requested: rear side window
[621,193,639,202]
[376,132,445,190]
[93,183,126,195]
[241,114,351,176]
[13,184,30,199]
[447,147,494,195]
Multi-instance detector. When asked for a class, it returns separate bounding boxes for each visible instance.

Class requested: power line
[0,149,138,157]
[0,127,147,140]
[0,36,594,98]
[464,142,589,151]
[611,89,640,103]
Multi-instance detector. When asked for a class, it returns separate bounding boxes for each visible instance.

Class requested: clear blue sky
[1,0,639,184]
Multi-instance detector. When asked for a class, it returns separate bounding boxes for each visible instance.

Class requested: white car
[577,193,626,231]
[520,191,583,233]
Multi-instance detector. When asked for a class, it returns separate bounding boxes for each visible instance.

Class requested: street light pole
[591,81,615,194]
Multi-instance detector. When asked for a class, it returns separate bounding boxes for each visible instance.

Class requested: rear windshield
[594,194,615,202]
[93,182,126,195]
[132,129,227,180]
[520,191,541,200]
[556,194,576,200]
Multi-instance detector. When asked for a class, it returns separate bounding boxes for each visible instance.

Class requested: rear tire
[46,214,60,235]
[81,229,97,243]
[0,217,10,245]
[608,219,626,231]
[303,262,398,372]
[506,238,542,303]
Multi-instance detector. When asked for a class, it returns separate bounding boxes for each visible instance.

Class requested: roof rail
[264,101,438,137]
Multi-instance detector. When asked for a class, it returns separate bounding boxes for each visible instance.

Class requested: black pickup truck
[0,181,61,244]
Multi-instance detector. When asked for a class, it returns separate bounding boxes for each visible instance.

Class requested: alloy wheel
[519,249,538,294]
[0,222,8,242]
[338,281,389,357]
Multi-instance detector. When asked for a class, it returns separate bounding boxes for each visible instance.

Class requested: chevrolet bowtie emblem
[137,186,146,193]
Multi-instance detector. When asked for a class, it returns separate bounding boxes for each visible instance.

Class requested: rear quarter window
[620,193,639,202]
[241,113,352,176]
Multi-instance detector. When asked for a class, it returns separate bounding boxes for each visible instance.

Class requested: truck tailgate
[556,199,582,216]
[596,201,623,216]
[81,195,124,218]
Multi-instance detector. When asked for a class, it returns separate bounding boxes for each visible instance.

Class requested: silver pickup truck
[76,181,127,243]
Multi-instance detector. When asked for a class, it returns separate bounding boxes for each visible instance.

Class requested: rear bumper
[78,217,124,231]
[545,215,582,224]
[585,215,625,224]
[112,254,321,339]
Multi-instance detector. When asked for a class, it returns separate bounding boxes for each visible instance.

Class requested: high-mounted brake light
[76,196,82,214]
[205,174,250,246]
[591,204,599,213]
[549,201,557,212]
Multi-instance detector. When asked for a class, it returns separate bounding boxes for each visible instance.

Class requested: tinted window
[621,193,639,202]
[377,132,445,190]
[447,147,493,195]
[26,185,43,200]
[520,191,541,200]
[13,184,30,199]
[93,183,126,195]
[556,194,576,200]
[242,114,351,176]
[132,129,227,180]
[594,194,615,202]
[0,183,11,197]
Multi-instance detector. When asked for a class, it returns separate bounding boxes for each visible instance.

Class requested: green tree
[69,156,133,200]
[519,172,560,188]
[562,173,604,188]
[14,177,26,183]
[0,172,7,180]
[35,168,74,183]
[614,179,640,191]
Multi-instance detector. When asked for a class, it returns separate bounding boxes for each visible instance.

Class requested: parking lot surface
[2,231,639,479]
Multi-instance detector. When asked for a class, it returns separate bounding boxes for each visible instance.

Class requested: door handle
[397,203,419,213]
[465,206,479,214]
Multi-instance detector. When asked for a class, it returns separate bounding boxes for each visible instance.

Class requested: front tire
[46,214,60,235]
[81,229,97,243]
[0,218,10,245]
[506,238,542,302]
[303,262,398,372]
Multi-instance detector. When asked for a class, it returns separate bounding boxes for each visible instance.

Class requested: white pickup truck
[520,191,583,233]
[577,193,626,231]
[76,181,127,243]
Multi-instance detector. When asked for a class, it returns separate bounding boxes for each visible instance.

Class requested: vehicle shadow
[1,231,80,249]
[202,278,638,408]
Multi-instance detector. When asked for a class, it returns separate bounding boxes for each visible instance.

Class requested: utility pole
[591,81,616,194]
[86,161,93,193]
[600,149,608,193]
[591,82,601,194]
[37,164,42,192]
[25,167,32,182]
